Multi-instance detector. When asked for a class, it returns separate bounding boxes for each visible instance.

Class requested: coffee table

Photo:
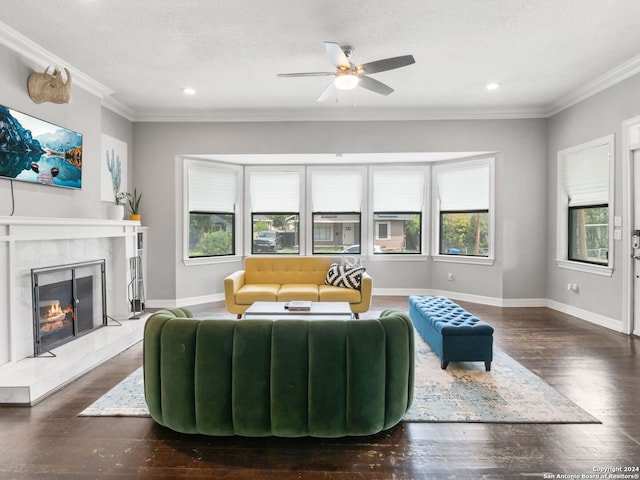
[243,301,353,320]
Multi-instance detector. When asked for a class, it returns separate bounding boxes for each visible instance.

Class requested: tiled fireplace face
[0,219,137,366]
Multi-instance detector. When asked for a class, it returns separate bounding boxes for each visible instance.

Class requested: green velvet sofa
[143,307,414,437]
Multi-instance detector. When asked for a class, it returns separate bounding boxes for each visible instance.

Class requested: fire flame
[47,303,73,318]
[47,302,74,320]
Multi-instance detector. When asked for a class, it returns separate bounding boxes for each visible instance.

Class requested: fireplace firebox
[31,260,107,357]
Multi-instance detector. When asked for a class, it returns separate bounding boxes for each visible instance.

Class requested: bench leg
[441,360,449,370]
[354,313,359,319]
[237,314,242,319]
[485,361,491,372]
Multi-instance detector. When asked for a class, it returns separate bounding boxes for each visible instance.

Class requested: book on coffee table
[285,301,312,311]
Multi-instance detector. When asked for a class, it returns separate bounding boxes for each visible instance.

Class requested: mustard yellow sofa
[224,257,372,318]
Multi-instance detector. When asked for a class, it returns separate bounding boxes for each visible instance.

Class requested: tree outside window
[189,212,234,257]
[439,211,488,256]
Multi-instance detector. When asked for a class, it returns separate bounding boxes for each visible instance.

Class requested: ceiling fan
[277,41,415,102]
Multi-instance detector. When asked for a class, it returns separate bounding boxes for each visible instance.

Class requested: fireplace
[31,260,107,357]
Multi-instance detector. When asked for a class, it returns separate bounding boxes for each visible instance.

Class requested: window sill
[555,259,613,277]
[184,255,243,266]
[432,254,495,266]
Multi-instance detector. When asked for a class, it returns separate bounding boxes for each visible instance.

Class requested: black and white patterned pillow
[325,263,366,289]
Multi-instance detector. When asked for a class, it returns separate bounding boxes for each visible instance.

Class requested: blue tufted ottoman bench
[408,296,494,371]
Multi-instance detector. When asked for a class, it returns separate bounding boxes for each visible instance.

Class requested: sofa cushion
[318,284,362,303]
[245,257,333,285]
[235,284,280,304]
[277,284,319,302]
[325,263,366,289]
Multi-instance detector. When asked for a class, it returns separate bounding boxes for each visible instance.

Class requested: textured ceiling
[2,0,640,121]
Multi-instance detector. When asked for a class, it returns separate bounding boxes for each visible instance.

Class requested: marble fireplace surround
[0,217,147,405]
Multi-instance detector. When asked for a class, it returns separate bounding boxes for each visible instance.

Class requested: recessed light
[486,82,501,91]
[182,87,196,95]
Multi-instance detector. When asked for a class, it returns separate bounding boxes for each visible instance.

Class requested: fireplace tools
[128,256,145,318]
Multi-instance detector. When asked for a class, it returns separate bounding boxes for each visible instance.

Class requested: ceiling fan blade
[358,75,394,95]
[277,72,335,77]
[358,55,415,74]
[316,82,336,102]
[324,42,351,69]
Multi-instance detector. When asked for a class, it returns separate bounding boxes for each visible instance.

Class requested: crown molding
[101,95,136,122]
[131,106,549,123]
[0,21,113,100]
[545,53,640,117]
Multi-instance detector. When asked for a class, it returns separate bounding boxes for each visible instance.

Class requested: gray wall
[5,34,640,322]
[546,73,640,322]
[0,43,133,219]
[133,119,547,304]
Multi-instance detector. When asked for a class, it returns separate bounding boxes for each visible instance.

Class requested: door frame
[622,115,640,335]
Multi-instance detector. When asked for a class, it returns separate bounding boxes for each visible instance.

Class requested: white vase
[108,204,125,220]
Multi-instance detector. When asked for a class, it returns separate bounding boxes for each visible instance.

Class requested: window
[311,169,363,254]
[372,169,425,254]
[558,137,613,272]
[249,170,301,254]
[568,205,608,264]
[186,161,239,259]
[433,158,494,260]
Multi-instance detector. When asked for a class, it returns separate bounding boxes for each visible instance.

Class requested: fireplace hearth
[31,260,107,357]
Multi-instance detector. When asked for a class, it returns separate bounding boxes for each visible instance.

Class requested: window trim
[370,165,428,257]
[431,157,495,265]
[556,135,614,276]
[245,166,305,255]
[307,166,366,255]
[183,158,243,265]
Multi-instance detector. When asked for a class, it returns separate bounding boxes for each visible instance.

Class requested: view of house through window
[374,213,421,253]
[568,205,608,264]
[313,213,361,254]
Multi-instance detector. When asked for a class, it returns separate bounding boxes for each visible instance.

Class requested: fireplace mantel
[0,216,147,404]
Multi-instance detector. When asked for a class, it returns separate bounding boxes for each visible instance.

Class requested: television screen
[0,104,82,189]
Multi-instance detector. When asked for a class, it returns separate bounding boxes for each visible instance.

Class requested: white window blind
[250,171,300,212]
[373,170,425,211]
[562,144,609,206]
[188,165,237,213]
[312,170,362,212]
[436,163,489,211]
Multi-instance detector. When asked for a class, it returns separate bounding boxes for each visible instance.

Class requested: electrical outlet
[447,273,454,281]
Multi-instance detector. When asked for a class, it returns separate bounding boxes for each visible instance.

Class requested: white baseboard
[545,299,623,333]
[146,293,225,309]
[148,289,623,334]
[373,288,547,308]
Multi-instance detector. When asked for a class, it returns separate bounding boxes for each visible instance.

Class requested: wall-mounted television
[0,104,82,189]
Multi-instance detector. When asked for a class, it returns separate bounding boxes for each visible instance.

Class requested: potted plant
[127,188,142,221]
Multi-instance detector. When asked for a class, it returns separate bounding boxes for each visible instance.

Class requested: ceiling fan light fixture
[334,71,359,90]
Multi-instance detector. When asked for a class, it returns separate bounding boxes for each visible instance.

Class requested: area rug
[79,336,599,423]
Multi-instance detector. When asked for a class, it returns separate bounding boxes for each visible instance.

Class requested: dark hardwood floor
[1,296,638,479]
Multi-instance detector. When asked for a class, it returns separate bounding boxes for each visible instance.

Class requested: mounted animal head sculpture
[27,66,72,104]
